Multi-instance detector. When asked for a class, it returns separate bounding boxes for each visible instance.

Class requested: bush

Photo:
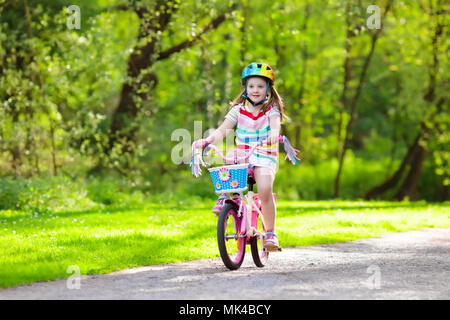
[0,175,99,212]
[86,178,122,205]
[0,153,443,213]
[274,153,398,200]
[0,177,27,210]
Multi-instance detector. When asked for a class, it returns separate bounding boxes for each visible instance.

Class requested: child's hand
[193,139,208,149]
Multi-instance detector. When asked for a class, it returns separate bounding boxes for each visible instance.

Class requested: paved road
[1,228,449,300]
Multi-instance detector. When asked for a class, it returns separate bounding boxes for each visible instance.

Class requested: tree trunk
[107,0,169,156]
[8,101,22,177]
[107,2,236,159]
[239,0,248,69]
[364,2,444,200]
[385,70,402,177]
[333,2,355,198]
[395,143,426,200]
[108,60,157,156]
[439,185,450,201]
[10,146,22,178]
[294,1,310,148]
[364,133,420,199]
[334,2,391,198]
[49,121,58,176]
[334,31,377,198]
[335,1,353,160]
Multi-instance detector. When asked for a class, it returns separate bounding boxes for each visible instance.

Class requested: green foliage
[0,175,94,212]
[275,153,399,200]
[0,174,147,212]
[0,0,448,200]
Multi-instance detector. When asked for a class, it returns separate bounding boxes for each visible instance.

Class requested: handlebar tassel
[190,145,205,177]
[282,136,300,165]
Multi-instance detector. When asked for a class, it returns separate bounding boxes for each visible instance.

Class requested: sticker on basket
[230,179,239,189]
[218,168,231,182]
[215,182,221,189]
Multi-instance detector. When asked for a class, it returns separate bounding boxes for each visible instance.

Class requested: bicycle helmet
[241,62,275,85]
[241,62,275,106]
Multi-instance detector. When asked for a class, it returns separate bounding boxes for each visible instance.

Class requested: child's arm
[269,114,281,145]
[195,118,235,147]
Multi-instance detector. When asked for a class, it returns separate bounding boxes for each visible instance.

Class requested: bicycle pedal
[264,246,282,252]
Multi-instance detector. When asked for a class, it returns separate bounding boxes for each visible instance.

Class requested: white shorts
[249,154,277,176]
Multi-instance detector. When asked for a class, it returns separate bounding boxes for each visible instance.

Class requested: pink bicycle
[191,135,299,270]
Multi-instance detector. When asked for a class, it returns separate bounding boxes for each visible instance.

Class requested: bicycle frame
[226,190,265,240]
[243,190,266,250]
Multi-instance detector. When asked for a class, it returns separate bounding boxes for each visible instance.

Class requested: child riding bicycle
[194,62,288,251]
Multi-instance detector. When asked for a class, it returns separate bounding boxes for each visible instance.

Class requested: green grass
[277,200,450,246]
[0,198,449,288]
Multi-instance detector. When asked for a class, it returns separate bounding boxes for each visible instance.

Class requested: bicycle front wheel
[217,202,245,270]
[250,211,269,267]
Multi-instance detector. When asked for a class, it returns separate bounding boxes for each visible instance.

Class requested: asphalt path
[1,228,449,300]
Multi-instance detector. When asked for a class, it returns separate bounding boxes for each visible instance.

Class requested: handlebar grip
[193,140,209,149]
[201,142,211,159]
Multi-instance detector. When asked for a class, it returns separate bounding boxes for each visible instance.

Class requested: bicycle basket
[208,163,249,194]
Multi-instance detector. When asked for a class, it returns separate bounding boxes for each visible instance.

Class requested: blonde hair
[230,84,288,122]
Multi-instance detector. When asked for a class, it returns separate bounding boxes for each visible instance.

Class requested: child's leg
[253,166,276,231]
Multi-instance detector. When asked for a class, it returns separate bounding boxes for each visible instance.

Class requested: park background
[0,0,449,288]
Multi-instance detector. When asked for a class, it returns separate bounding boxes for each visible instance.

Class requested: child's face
[246,77,267,104]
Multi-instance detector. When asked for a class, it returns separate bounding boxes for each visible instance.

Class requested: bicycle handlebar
[190,135,299,177]
[195,136,283,163]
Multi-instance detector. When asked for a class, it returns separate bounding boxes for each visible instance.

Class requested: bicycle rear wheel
[217,202,245,270]
[250,211,269,267]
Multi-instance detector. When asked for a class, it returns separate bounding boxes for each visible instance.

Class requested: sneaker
[212,195,228,217]
[263,231,279,251]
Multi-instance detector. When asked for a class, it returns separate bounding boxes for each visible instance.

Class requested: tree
[364,0,448,200]
[106,0,238,165]
[333,0,391,198]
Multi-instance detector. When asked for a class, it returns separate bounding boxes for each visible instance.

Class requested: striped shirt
[225,101,281,170]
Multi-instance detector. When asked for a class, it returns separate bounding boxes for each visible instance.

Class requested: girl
[195,62,287,250]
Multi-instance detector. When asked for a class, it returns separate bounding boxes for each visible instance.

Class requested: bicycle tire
[250,213,269,267]
[217,202,245,270]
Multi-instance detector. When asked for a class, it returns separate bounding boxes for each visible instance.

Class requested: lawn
[0,199,449,288]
